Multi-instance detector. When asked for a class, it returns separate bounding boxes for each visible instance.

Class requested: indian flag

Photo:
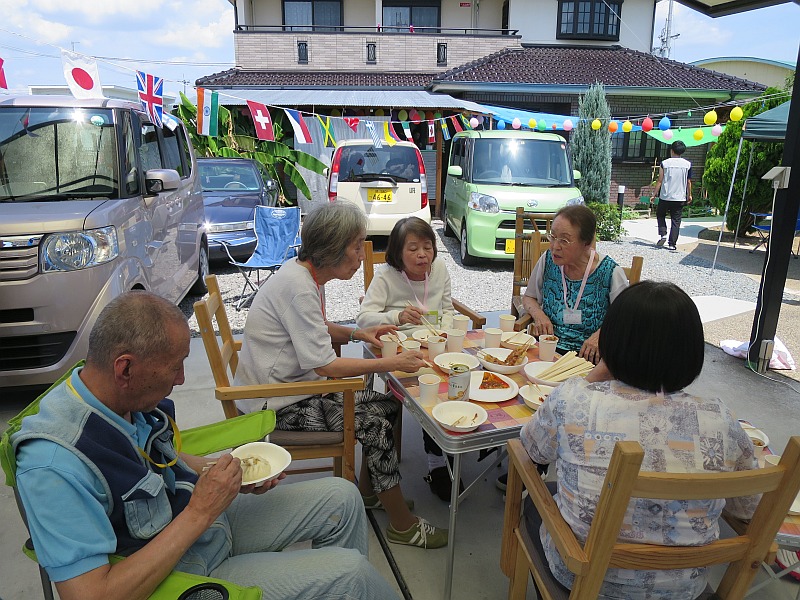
[197,88,218,136]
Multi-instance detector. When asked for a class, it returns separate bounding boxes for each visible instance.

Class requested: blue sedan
[198,158,278,260]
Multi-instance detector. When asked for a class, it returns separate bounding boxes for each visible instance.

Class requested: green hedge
[587,202,626,241]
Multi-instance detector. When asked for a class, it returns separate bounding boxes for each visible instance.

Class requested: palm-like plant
[174,92,327,203]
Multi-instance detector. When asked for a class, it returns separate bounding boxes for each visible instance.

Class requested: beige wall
[694,60,793,89]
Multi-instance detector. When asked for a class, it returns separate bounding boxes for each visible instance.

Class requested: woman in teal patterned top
[522,205,628,363]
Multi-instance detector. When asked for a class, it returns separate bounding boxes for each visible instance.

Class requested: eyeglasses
[546,233,574,246]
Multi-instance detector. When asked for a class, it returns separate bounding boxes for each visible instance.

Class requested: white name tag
[563,308,582,325]
[372,376,387,395]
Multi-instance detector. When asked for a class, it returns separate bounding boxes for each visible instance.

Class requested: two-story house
[197,0,765,207]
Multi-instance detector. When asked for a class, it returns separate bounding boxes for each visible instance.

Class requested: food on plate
[479,372,510,390]
[239,455,271,481]
[751,437,765,447]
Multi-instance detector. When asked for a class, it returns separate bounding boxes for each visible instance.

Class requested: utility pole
[71,41,79,52]
[653,0,680,58]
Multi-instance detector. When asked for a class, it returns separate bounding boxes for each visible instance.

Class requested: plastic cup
[446,329,466,352]
[427,336,447,360]
[538,335,558,362]
[402,340,421,352]
[380,334,398,356]
[418,374,441,404]
[483,328,503,349]
[453,314,470,332]
[499,314,517,332]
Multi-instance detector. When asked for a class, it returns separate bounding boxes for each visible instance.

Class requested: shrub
[588,202,625,241]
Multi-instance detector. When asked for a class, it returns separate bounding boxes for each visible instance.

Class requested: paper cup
[380,334,398,356]
[764,454,781,467]
[418,374,441,404]
[440,313,454,330]
[483,327,503,349]
[538,335,558,362]
[402,340,421,352]
[428,336,447,360]
[446,329,465,352]
[453,314,470,332]
[499,314,517,332]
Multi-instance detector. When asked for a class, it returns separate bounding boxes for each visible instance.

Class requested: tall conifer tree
[572,82,612,203]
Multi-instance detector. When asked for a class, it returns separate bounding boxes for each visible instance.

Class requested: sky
[0,0,798,100]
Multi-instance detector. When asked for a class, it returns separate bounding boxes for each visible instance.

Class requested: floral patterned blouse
[520,377,759,600]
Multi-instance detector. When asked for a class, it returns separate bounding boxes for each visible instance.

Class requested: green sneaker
[386,518,448,549]
[361,494,415,511]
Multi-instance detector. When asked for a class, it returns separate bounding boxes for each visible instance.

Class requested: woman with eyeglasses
[521,204,628,364]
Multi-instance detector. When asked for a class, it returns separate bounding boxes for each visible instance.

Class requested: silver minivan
[0,95,207,391]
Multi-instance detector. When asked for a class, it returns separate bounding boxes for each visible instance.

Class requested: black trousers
[656,200,684,246]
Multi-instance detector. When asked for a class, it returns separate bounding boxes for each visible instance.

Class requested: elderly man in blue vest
[653,140,693,251]
[12,291,400,600]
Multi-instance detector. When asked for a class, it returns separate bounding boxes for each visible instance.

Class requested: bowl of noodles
[477,347,528,374]
[230,442,292,486]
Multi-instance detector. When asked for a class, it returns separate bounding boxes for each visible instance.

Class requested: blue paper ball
[497,120,506,130]
[658,116,671,131]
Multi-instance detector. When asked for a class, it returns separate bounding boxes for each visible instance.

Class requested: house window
[383,0,440,32]
[611,131,663,162]
[366,42,377,64]
[297,41,309,63]
[557,0,621,40]
[284,0,342,31]
[437,42,447,66]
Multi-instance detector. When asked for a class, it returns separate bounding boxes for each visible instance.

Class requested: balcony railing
[235,24,519,35]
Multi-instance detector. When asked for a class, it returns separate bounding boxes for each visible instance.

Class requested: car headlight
[41,226,119,272]
[468,192,499,213]
[566,195,585,206]
[204,221,255,234]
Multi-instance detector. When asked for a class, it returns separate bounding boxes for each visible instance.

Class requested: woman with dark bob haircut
[357,216,458,502]
[235,202,448,549]
[519,281,760,599]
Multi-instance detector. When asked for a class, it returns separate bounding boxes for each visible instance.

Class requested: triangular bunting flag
[440,119,451,141]
[317,115,337,147]
[382,121,397,146]
[0,57,7,90]
[285,109,313,144]
[364,120,383,148]
[460,115,472,130]
[61,50,104,99]
[428,121,435,144]
[401,121,412,140]
[246,100,275,141]
[344,117,360,133]
[450,116,464,133]
[196,88,219,137]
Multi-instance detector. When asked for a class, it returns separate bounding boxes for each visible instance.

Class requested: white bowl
[523,361,562,387]
[230,442,292,486]
[519,384,555,410]
[411,328,445,347]
[500,331,536,350]
[477,347,529,374]
[744,427,769,450]
[432,401,488,433]
[433,352,481,372]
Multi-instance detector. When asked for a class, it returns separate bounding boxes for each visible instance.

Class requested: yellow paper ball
[591,119,602,130]
[622,120,633,133]
[528,118,537,129]
[703,110,717,126]
[693,129,704,141]
[730,106,744,121]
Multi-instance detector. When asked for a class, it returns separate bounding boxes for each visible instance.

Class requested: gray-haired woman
[234,201,447,549]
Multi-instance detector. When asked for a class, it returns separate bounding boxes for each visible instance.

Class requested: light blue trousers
[210,478,400,600]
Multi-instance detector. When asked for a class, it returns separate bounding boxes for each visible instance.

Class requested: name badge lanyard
[309,263,326,321]
[402,271,429,312]
[560,249,595,318]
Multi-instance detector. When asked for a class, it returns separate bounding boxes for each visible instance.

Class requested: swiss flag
[61,50,104,99]
[0,57,7,90]
[246,100,275,141]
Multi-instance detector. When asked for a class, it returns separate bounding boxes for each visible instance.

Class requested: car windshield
[471,138,573,186]
[199,162,261,191]
[337,145,420,182]
[0,107,119,202]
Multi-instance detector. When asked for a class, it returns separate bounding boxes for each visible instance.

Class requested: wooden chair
[501,437,800,600]
[194,275,362,481]
[363,240,486,329]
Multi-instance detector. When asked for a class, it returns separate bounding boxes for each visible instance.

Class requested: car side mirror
[265,179,276,191]
[447,165,463,178]
[323,167,330,177]
[573,169,582,181]
[144,169,181,201]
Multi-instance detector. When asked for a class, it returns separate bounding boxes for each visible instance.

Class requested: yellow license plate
[505,239,515,254]
[367,188,393,202]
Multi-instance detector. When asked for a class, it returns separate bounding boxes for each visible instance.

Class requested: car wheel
[190,240,209,295]
[460,222,478,267]
[442,201,455,238]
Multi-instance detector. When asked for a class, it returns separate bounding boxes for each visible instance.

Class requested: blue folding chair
[222,206,301,310]
[749,212,800,258]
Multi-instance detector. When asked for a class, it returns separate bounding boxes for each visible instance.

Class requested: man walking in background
[653,140,692,251]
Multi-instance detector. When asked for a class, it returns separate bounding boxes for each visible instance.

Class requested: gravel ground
[179,218,762,336]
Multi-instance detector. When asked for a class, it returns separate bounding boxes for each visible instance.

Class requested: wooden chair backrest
[504,436,800,600]
[512,209,558,302]
[194,274,241,419]
[363,240,386,292]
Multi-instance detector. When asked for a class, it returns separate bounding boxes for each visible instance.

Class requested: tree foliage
[174,92,327,203]
[572,82,612,203]
[702,87,790,234]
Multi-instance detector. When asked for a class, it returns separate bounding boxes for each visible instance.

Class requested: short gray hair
[86,291,187,370]
[298,201,367,269]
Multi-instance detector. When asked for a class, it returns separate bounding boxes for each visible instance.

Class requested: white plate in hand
[432,401,488,433]
[519,384,554,410]
[477,347,528,374]
[433,352,480,372]
[468,371,519,403]
[230,442,292,486]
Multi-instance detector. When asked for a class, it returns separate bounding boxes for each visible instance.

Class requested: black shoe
[496,472,508,491]
[424,467,464,502]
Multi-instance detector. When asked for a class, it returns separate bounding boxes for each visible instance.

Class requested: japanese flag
[62,51,104,99]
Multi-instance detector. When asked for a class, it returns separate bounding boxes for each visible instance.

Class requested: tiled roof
[196,69,435,88]
[433,46,765,91]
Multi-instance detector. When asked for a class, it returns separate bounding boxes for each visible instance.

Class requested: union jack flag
[136,71,163,128]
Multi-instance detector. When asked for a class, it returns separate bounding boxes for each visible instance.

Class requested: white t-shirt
[234,259,337,413]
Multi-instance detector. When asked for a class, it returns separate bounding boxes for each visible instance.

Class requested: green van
[442,130,584,265]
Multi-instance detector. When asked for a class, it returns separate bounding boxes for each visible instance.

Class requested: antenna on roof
[652,0,680,59]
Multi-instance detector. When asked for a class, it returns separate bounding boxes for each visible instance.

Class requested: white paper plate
[500,331,536,350]
[519,384,554,410]
[523,362,563,387]
[230,442,292,486]
[432,401,488,433]
[412,329,445,347]
[477,347,529,374]
[433,352,481,372]
[469,371,519,402]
